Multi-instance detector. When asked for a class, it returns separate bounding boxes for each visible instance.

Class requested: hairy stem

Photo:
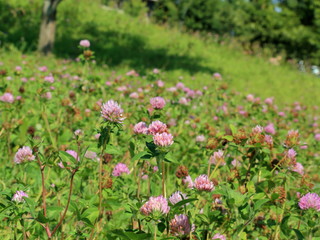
[41,107,57,149]
[51,168,78,236]
[162,160,166,198]
[36,154,51,238]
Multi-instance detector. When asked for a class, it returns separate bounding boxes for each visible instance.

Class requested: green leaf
[246,181,255,193]
[271,193,279,201]
[252,193,265,200]
[164,152,179,164]
[196,214,210,225]
[129,141,135,158]
[280,215,290,235]
[293,229,304,240]
[230,124,237,135]
[105,145,121,155]
[59,151,78,164]
[173,198,198,209]
[157,222,166,233]
[254,199,269,211]
[132,151,151,161]
[104,198,122,210]
[222,135,233,141]
[228,189,245,207]
[81,207,99,223]
[81,217,94,228]
[46,206,63,212]
[23,197,36,218]
[112,230,152,240]
[36,211,49,223]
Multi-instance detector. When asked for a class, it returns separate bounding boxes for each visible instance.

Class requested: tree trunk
[38,0,61,55]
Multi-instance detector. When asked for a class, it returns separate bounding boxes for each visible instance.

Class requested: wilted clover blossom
[298,193,320,211]
[210,150,225,165]
[170,214,192,236]
[14,146,35,164]
[12,190,28,202]
[101,100,125,123]
[252,125,264,135]
[140,195,170,217]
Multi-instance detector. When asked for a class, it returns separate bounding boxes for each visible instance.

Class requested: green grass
[2,0,320,106]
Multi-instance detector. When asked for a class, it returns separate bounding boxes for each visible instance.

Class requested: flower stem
[209,158,222,179]
[36,154,51,238]
[51,167,78,236]
[154,222,157,240]
[162,160,166,198]
[41,107,57,149]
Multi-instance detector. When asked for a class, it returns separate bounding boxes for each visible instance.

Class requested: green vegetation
[153,0,320,65]
[1,0,319,106]
[1,1,320,239]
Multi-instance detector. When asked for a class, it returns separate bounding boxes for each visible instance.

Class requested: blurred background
[1,0,320,104]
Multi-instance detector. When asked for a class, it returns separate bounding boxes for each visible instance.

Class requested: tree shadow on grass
[54,22,217,75]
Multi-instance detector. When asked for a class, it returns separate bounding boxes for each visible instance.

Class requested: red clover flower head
[140,195,170,216]
[79,39,90,48]
[252,125,264,135]
[287,148,297,160]
[12,190,28,202]
[289,162,304,175]
[194,174,214,192]
[212,233,226,240]
[0,92,14,103]
[134,122,149,134]
[196,135,206,142]
[182,175,194,188]
[298,193,320,211]
[169,191,188,205]
[148,120,167,135]
[150,96,166,109]
[14,146,35,164]
[210,150,225,165]
[101,100,125,123]
[112,163,130,177]
[264,123,276,135]
[153,132,174,147]
[169,214,192,236]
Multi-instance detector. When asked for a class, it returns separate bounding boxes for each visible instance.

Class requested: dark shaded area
[0,1,41,51]
[0,1,216,75]
[54,22,216,75]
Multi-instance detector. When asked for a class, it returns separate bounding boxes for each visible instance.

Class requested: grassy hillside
[1,0,319,106]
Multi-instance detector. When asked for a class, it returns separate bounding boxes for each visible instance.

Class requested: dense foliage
[153,0,320,65]
[0,41,319,239]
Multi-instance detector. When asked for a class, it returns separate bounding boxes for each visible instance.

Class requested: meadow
[1,0,320,106]
[1,0,320,239]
